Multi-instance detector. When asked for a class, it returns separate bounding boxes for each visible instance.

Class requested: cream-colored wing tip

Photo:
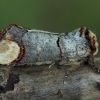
[87,30,98,55]
[0,39,20,65]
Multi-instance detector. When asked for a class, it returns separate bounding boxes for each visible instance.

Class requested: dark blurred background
[0,0,99,56]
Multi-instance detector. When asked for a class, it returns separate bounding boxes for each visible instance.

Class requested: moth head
[85,30,98,56]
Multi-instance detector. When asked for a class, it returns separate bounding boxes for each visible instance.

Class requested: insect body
[0,24,98,66]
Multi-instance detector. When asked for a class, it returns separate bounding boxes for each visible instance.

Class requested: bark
[0,58,100,100]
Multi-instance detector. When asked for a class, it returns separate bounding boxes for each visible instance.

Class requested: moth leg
[87,54,99,73]
[87,54,95,66]
[93,58,100,73]
[58,59,82,74]
[49,62,55,68]
[65,65,80,75]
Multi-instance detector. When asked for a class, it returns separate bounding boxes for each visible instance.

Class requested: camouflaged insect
[0,24,98,87]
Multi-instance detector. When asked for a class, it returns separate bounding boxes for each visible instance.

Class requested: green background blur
[0,0,100,56]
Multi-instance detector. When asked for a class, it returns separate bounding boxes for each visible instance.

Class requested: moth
[0,24,98,88]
